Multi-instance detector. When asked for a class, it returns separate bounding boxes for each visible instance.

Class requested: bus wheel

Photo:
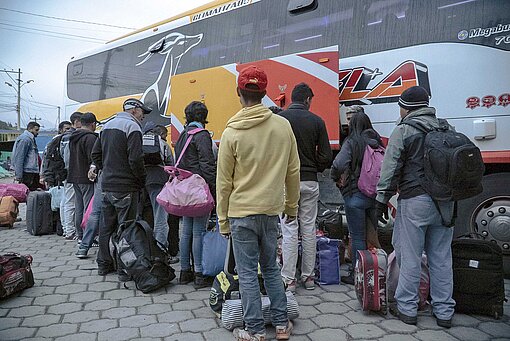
[455,173,510,277]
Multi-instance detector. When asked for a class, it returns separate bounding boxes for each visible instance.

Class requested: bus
[65,0,510,273]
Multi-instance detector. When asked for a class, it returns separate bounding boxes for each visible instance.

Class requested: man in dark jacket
[375,86,455,328]
[91,98,149,278]
[279,82,332,291]
[68,112,99,242]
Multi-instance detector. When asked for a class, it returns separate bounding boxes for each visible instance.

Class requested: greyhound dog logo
[136,32,203,119]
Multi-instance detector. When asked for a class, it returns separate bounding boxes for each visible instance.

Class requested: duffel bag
[0,253,34,299]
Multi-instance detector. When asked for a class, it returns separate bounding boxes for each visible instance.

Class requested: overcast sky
[0,0,211,130]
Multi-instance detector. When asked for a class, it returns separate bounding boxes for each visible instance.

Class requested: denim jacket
[12,130,39,178]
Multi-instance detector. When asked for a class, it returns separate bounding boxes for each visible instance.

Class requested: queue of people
[10,62,455,339]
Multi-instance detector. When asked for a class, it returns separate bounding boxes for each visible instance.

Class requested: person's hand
[88,166,97,182]
[375,201,389,224]
[221,233,231,239]
[13,178,21,184]
[283,214,296,224]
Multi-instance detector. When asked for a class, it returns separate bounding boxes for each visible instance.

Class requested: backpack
[60,131,72,170]
[401,118,484,201]
[113,220,175,293]
[357,144,385,198]
[43,134,66,185]
[142,132,163,165]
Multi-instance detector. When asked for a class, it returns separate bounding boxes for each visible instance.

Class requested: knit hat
[398,86,430,111]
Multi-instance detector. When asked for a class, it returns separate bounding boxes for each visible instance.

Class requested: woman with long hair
[331,110,383,285]
[174,101,216,289]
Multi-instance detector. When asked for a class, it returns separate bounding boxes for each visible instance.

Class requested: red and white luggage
[0,253,34,299]
[0,184,29,203]
[355,248,388,314]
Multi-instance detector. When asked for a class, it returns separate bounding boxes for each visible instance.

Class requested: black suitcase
[26,191,54,236]
[452,234,506,319]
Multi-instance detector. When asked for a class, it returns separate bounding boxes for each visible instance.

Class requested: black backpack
[42,134,66,185]
[142,132,163,165]
[113,220,175,293]
[400,118,484,202]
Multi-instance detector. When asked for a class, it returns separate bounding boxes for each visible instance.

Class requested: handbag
[202,223,228,277]
[156,128,215,217]
[81,195,94,230]
[48,185,64,211]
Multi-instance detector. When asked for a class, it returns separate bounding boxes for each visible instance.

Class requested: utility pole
[1,68,33,130]
[57,106,61,125]
[29,116,42,123]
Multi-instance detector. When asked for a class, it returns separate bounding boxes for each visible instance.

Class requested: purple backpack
[357,144,385,198]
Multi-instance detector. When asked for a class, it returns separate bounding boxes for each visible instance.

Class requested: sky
[0,0,211,130]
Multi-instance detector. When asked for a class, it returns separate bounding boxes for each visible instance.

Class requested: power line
[0,7,136,30]
[0,23,108,42]
[0,18,129,33]
[0,26,106,44]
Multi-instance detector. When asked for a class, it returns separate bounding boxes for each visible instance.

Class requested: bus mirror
[288,0,318,14]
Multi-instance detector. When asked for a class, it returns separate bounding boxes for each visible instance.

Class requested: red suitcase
[0,184,29,203]
[354,248,388,314]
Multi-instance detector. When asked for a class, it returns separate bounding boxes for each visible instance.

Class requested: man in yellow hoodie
[216,65,300,341]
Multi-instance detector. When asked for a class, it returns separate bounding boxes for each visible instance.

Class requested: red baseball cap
[237,65,268,92]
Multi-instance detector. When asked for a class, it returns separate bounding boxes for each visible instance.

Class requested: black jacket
[279,103,332,181]
[331,129,382,198]
[174,124,216,195]
[91,112,146,192]
[67,129,98,184]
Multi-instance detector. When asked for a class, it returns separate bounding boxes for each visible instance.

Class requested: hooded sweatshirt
[216,104,301,234]
[67,128,98,184]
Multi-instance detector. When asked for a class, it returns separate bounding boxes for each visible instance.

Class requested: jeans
[60,181,75,237]
[73,183,95,240]
[80,174,103,250]
[281,181,319,282]
[343,191,375,268]
[393,194,455,319]
[180,215,208,273]
[231,215,288,335]
[97,191,139,270]
[147,183,169,250]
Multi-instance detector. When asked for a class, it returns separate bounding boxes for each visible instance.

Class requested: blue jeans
[180,215,208,273]
[230,215,288,335]
[80,174,103,250]
[147,184,169,250]
[343,191,375,268]
[393,194,455,319]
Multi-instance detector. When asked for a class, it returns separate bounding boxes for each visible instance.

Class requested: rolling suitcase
[452,234,506,319]
[0,196,19,227]
[26,191,53,236]
[315,236,340,285]
[355,248,388,314]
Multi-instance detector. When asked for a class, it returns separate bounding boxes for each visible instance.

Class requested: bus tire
[455,172,510,277]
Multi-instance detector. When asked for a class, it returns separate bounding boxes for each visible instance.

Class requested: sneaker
[168,256,179,264]
[341,272,355,285]
[193,272,210,289]
[303,277,315,290]
[233,328,265,341]
[179,270,194,284]
[275,321,293,340]
[64,233,76,240]
[433,313,452,328]
[91,239,99,248]
[389,305,417,325]
[97,267,114,276]
[75,248,89,259]
[286,280,296,293]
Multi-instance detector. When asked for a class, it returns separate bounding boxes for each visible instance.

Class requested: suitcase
[0,196,19,227]
[315,237,340,285]
[355,248,388,313]
[452,235,506,319]
[0,183,29,203]
[26,191,54,236]
[0,253,34,299]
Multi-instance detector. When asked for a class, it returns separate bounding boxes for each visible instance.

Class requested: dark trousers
[97,191,139,271]
[22,172,40,191]
[167,214,180,257]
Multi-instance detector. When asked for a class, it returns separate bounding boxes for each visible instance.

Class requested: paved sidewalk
[0,204,509,341]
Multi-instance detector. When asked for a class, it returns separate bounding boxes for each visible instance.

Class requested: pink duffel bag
[0,184,30,203]
[156,127,214,217]
[81,196,94,230]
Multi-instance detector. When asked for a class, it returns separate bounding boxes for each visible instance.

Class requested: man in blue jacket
[12,121,41,191]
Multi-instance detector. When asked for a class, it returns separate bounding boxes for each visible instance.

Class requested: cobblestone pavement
[0,203,509,341]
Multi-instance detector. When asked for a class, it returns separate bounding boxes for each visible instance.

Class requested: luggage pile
[0,184,28,228]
